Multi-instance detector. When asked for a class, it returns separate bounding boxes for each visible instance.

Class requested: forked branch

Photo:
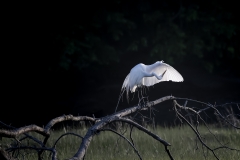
[0,96,239,160]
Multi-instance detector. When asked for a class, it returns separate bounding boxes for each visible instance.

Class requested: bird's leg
[140,87,145,103]
[152,69,167,80]
[138,87,144,106]
[137,87,146,108]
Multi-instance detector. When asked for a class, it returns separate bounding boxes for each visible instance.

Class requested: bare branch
[1,96,239,160]
[53,132,83,149]
[173,100,240,159]
[173,102,220,160]
[129,125,135,146]
[0,146,18,160]
[117,118,171,146]
[6,146,57,160]
[0,125,47,138]
[44,115,97,132]
[99,128,142,160]
[174,98,240,129]
[0,121,44,147]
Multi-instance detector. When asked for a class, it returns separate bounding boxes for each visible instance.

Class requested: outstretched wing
[122,74,130,90]
[143,62,183,86]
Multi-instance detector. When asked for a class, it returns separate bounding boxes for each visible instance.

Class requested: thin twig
[99,128,142,160]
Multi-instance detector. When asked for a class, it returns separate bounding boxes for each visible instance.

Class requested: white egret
[115,60,183,112]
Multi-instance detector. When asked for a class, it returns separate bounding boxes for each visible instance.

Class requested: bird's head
[156,60,164,64]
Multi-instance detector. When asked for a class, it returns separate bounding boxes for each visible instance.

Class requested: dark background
[1,0,240,127]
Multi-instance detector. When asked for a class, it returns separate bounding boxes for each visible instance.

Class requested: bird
[115,60,183,112]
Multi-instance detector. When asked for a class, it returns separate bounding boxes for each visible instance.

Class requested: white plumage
[115,61,183,112]
[123,60,183,93]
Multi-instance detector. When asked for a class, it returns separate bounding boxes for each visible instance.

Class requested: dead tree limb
[0,146,18,160]
[0,115,98,160]
[44,115,97,132]
[6,146,57,160]
[69,96,174,160]
[1,96,239,160]
[67,96,240,160]
[53,132,83,149]
[173,100,240,160]
[117,118,174,160]
[0,121,45,147]
[0,125,47,138]
[174,98,240,129]
[99,128,142,160]
[39,115,97,159]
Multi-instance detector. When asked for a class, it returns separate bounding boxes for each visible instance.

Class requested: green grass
[1,125,240,160]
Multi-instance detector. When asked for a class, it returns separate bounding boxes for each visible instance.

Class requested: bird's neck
[147,63,159,72]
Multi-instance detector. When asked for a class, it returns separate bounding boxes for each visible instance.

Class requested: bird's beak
[162,70,167,76]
